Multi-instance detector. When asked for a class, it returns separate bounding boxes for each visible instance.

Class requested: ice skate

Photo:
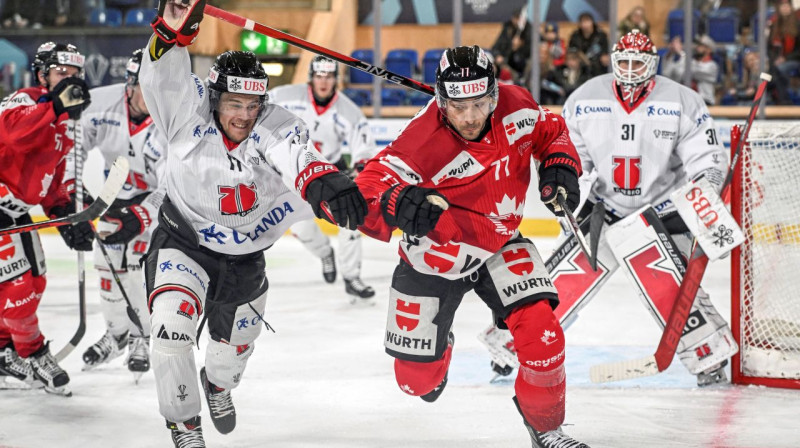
[126,335,150,384]
[167,416,205,448]
[344,277,375,304]
[490,361,514,383]
[321,247,337,283]
[200,367,236,434]
[420,333,453,403]
[0,345,43,390]
[29,343,71,397]
[696,360,728,387]
[82,330,128,370]
[527,426,591,448]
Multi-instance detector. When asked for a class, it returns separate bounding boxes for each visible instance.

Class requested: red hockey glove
[152,0,206,47]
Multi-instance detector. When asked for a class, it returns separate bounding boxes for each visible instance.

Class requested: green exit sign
[240,31,288,55]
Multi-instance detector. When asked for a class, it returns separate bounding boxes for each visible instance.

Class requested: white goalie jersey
[563,74,727,218]
[139,39,318,255]
[268,84,375,166]
[66,83,167,212]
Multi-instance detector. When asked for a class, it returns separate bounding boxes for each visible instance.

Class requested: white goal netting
[734,122,800,385]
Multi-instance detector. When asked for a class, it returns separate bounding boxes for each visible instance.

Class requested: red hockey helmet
[611,30,658,87]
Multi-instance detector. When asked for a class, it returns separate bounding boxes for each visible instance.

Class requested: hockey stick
[0,157,130,238]
[556,194,592,265]
[95,236,145,335]
[202,5,435,96]
[590,73,772,383]
[56,120,87,362]
[588,201,606,271]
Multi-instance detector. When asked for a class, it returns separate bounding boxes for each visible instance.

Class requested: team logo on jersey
[423,243,460,273]
[502,109,538,145]
[432,151,484,185]
[502,248,534,276]
[574,103,612,116]
[218,183,259,217]
[647,105,681,117]
[177,300,195,319]
[488,195,524,235]
[612,156,642,196]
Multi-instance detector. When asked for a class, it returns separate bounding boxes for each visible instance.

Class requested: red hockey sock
[505,301,566,432]
[394,343,453,396]
[0,272,46,358]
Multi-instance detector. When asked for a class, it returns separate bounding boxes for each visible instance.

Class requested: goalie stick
[590,73,772,383]
[202,5,435,96]
[0,157,130,238]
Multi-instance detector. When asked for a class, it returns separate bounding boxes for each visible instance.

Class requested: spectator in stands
[618,6,650,37]
[540,48,591,105]
[41,0,86,27]
[491,6,531,83]
[726,49,763,104]
[567,12,609,77]
[662,35,719,105]
[540,22,566,73]
[1,0,38,28]
[768,0,800,81]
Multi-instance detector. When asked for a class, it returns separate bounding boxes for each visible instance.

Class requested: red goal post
[730,122,800,389]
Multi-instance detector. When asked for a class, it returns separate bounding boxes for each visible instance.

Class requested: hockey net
[731,122,800,388]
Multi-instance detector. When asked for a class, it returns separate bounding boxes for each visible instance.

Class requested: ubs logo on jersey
[502,108,537,145]
[612,156,642,196]
[218,183,259,216]
[432,151,484,185]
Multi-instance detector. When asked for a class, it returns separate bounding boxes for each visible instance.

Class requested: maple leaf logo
[487,195,524,235]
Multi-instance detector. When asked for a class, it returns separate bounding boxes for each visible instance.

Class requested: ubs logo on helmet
[443,77,488,99]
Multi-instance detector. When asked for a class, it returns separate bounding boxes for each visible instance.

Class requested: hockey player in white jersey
[482,30,737,387]
[67,49,166,379]
[140,1,366,446]
[269,56,377,302]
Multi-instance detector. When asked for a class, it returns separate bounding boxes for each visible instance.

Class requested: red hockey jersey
[0,87,73,218]
[356,84,580,279]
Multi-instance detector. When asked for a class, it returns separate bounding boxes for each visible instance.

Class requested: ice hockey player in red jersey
[0,41,93,396]
[355,45,590,448]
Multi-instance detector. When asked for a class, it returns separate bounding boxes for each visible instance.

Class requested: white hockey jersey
[67,83,167,216]
[563,74,727,218]
[268,84,375,165]
[139,38,317,255]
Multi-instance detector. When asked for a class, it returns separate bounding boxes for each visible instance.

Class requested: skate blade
[44,385,72,397]
[132,372,144,385]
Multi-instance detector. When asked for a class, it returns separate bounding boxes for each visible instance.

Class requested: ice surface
[1,234,798,448]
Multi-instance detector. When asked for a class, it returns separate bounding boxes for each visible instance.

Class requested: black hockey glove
[304,172,367,231]
[51,77,91,120]
[152,0,206,47]
[49,204,94,252]
[380,184,448,237]
[538,153,580,217]
[99,205,152,245]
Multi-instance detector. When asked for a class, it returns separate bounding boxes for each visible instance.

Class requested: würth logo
[218,183,259,216]
[502,248,534,275]
[505,122,516,135]
[394,299,421,331]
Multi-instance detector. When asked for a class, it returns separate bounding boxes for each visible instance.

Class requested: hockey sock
[505,301,566,432]
[393,342,453,397]
[0,272,45,358]
[204,339,254,390]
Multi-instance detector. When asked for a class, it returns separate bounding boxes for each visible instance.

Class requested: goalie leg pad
[505,300,566,433]
[0,271,45,357]
[151,290,201,424]
[676,289,739,374]
[290,220,331,259]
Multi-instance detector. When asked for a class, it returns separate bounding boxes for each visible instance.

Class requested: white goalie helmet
[610,29,659,87]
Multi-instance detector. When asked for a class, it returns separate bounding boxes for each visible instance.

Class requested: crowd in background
[491,0,800,106]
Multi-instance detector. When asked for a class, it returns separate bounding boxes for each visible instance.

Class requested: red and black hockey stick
[0,158,129,238]
[590,73,772,383]
[203,5,435,96]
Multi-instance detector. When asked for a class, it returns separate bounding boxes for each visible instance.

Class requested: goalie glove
[151,0,205,57]
[99,205,152,245]
[380,184,448,237]
[538,153,580,217]
[297,163,367,231]
[50,77,91,120]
